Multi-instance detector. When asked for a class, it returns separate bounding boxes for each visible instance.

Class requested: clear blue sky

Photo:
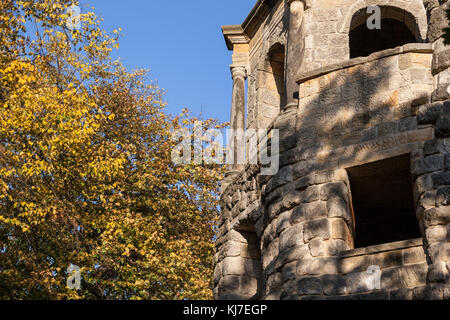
[86,0,256,123]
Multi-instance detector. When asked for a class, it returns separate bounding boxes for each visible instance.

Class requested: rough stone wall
[215,0,450,300]
[247,1,288,131]
[301,0,428,73]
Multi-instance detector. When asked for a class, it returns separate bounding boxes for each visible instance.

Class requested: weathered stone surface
[292,201,327,224]
[281,261,297,283]
[339,255,374,275]
[275,245,310,270]
[320,182,348,201]
[327,197,352,223]
[222,257,262,277]
[437,186,450,205]
[436,116,450,137]
[281,191,302,210]
[322,274,347,296]
[262,238,279,271]
[372,251,403,269]
[279,223,303,253]
[412,155,444,177]
[403,246,427,265]
[428,2,450,42]
[297,277,322,295]
[381,263,428,290]
[294,174,315,190]
[422,206,450,227]
[276,210,292,236]
[216,2,445,300]
[346,271,377,294]
[432,171,450,187]
[304,219,330,242]
[266,166,293,194]
[309,239,324,257]
[417,102,443,124]
[389,288,413,300]
[264,273,282,300]
[326,239,349,256]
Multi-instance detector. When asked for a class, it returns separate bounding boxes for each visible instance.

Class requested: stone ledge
[296,43,433,84]
[339,238,423,258]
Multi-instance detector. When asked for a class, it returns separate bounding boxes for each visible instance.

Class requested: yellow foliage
[0,0,224,300]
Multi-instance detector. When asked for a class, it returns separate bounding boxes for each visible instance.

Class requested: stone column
[229,65,247,172]
[285,0,308,112]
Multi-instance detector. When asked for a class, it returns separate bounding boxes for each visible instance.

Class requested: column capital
[230,65,247,80]
[287,0,311,10]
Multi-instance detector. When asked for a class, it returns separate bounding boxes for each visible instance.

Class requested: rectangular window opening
[346,154,422,248]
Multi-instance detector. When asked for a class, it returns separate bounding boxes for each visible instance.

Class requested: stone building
[214,0,450,300]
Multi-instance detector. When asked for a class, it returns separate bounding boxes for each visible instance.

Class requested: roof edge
[221,0,279,50]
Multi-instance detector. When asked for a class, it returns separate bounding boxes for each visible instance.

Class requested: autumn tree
[0,0,224,299]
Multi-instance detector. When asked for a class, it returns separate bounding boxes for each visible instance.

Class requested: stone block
[281,191,302,211]
[275,245,310,270]
[292,201,327,224]
[262,238,279,270]
[339,255,374,275]
[320,182,348,201]
[389,288,413,300]
[372,250,403,269]
[297,277,322,295]
[331,218,352,241]
[222,257,262,276]
[282,261,298,283]
[322,274,347,296]
[403,246,427,265]
[297,258,322,276]
[279,223,304,253]
[426,225,449,242]
[437,186,450,205]
[304,218,330,241]
[417,102,443,124]
[294,174,315,191]
[276,210,292,236]
[309,239,324,257]
[292,161,314,180]
[412,285,432,300]
[432,171,450,187]
[327,196,352,224]
[399,117,417,132]
[412,155,444,177]
[414,173,434,198]
[303,185,320,203]
[346,271,378,294]
[422,206,450,227]
[381,263,428,290]
[266,166,292,194]
[326,239,349,257]
[436,116,450,137]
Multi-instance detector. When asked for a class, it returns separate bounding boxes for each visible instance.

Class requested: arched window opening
[349,7,420,59]
[256,43,285,129]
[267,43,286,107]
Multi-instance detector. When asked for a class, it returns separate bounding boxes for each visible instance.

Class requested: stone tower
[214,0,450,300]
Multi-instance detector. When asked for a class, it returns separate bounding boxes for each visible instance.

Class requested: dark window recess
[350,18,416,59]
[235,221,263,300]
[347,154,421,248]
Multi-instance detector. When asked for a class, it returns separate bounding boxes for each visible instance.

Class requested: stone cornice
[222,0,313,51]
[221,25,250,51]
